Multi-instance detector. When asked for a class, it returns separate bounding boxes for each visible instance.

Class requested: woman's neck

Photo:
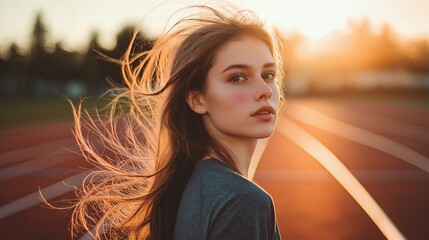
[206,137,258,179]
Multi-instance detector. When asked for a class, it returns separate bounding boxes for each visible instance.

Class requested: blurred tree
[406,38,429,73]
[28,11,49,93]
[1,43,27,93]
[347,18,376,70]
[348,18,372,38]
[111,25,137,59]
[30,12,47,58]
[51,42,80,91]
[0,56,5,91]
[309,19,409,74]
[79,25,154,95]
[0,54,5,76]
[111,25,153,58]
[82,31,108,94]
[372,23,403,69]
[107,25,153,86]
[275,29,305,75]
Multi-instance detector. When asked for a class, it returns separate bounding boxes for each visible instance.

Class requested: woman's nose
[255,78,273,101]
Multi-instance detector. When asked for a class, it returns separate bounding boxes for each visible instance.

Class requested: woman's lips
[252,112,274,120]
[251,105,275,120]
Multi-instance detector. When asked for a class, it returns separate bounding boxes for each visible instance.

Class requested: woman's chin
[252,129,275,139]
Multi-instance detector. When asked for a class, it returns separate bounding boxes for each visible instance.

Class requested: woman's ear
[186,90,207,114]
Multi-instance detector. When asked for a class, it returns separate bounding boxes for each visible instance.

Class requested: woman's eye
[263,72,275,80]
[230,75,246,82]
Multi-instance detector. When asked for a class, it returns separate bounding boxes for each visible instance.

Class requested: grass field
[0,91,427,130]
[0,94,110,130]
[291,90,429,106]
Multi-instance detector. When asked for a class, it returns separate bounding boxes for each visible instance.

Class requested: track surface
[1,97,428,239]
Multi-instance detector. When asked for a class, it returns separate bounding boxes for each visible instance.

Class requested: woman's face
[191,36,280,140]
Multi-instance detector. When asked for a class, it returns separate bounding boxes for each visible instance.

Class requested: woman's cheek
[230,92,248,105]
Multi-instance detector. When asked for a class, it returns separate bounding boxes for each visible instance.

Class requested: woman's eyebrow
[221,64,250,73]
[221,62,275,73]
[263,62,276,69]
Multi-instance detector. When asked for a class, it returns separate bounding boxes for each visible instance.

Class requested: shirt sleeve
[207,191,279,240]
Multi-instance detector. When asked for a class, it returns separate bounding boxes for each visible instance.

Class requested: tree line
[0,12,153,96]
[1,12,428,96]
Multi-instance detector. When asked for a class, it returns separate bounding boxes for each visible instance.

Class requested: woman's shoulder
[188,158,273,203]
[175,158,279,239]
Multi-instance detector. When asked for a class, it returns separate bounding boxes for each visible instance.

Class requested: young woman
[70,5,285,240]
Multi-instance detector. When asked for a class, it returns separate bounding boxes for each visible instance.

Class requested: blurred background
[0,0,428,239]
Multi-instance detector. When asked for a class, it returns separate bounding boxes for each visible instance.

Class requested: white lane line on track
[0,138,76,166]
[0,171,89,220]
[290,103,429,173]
[279,118,406,240]
[249,138,269,181]
[0,146,80,181]
[298,101,429,142]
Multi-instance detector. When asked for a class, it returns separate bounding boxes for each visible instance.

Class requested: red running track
[1,98,429,240]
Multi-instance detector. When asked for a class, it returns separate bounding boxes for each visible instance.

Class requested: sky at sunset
[1,0,429,52]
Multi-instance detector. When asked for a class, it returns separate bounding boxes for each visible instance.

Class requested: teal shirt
[174,158,281,240]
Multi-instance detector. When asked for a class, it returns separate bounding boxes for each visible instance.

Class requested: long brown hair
[69,5,285,240]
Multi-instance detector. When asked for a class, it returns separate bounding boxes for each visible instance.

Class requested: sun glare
[246,0,359,40]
